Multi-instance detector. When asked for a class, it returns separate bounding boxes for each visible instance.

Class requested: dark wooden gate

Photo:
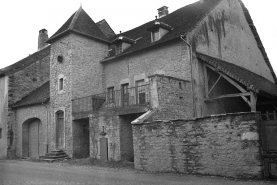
[260,112,277,179]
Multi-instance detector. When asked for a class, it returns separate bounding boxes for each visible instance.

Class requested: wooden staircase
[39,150,70,162]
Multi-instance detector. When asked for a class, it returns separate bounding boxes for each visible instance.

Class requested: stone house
[0,0,277,179]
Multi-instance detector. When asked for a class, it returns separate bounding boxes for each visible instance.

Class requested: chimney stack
[158,6,168,18]
[38,29,48,50]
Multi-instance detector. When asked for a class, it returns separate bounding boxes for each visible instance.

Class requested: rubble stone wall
[133,112,262,179]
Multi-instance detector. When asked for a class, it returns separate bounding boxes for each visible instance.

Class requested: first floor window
[0,128,2,139]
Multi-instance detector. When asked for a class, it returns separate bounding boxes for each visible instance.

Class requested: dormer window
[111,36,136,55]
[152,30,160,42]
[147,21,173,43]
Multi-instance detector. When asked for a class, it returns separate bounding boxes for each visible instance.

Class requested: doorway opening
[73,118,90,158]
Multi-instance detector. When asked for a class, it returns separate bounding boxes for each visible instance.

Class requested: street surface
[0,160,275,185]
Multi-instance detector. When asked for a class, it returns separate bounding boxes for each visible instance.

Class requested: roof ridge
[0,45,50,76]
[69,7,82,30]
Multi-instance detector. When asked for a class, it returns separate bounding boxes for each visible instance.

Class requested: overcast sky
[0,0,276,74]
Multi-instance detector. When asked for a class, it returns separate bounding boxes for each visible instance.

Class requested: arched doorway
[22,118,43,158]
[56,110,65,150]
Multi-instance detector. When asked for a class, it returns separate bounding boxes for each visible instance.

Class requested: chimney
[38,29,48,50]
[158,6,168,18]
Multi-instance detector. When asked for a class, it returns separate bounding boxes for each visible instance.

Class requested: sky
[0,0,276,73]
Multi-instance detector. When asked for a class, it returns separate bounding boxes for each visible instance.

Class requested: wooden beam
[250,91,257,112]
[203,64,209,98]
[205,64,251,106]
[208,75,221,95]
[204,92,251,102]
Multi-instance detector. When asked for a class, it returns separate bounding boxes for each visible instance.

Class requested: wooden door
[28,119,41,158]
[56,111,65,150]
[100,138,108,161]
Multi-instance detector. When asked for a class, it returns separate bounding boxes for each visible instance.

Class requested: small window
[152,30,160,42]
[116,43,122,54]
[57,55,64,63]
[0,128,2,139]
[59,78,64,91]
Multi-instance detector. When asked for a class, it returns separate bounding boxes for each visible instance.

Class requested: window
[136,80,146,104]
[152,30,160,42]
[116,43,122,54]
[121,83,129,106]
[107,87,114,103]
[59,78,64,91]
[0,128,2,139]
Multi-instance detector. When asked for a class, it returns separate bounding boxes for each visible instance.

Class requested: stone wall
[189,0,274,82]
[89,113,121,160]
[132,112,262,179]
[50,34,108,156]
[149,75,193,120]
[7,47,50,157]
[103,40,191,92]
[0,76,8,158]
[14,103,50,158]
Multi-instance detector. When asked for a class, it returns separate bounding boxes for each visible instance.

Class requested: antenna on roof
[120,31,122,34]
[80,3,82,8]
[155,16,157,20]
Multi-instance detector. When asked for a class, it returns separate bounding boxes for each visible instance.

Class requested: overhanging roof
[197,53,277,98]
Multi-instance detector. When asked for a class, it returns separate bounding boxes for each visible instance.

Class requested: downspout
[42,101,49,153]
[180,35,196,118]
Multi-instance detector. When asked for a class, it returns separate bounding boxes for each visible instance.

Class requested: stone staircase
[39,150,70,162]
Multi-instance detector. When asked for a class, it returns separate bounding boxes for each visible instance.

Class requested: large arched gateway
[22,118,43,158]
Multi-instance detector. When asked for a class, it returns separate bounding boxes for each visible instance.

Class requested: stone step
[40,150,70,161]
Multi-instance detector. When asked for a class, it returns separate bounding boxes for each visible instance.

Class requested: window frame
[116,43,122,55]
[152,29,160,42]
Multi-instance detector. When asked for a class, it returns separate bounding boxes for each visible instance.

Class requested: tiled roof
[0,46,50,77]
[102,0,222,61]
[96,19,116,39]
[12,81,50,108]
[196,53,277,98]
[47,7,109,44]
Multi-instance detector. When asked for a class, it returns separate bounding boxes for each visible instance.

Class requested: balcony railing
[72,84,150,113]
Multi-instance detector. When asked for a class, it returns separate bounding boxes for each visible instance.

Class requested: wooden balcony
[72,84,150,118]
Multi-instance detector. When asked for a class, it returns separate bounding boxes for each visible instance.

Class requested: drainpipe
[180,35,196,118]
[42,101,49,153]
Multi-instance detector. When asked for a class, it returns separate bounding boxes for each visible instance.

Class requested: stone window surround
[58,74,65,94]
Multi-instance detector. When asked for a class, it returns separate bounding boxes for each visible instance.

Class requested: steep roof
[96,19,116,39]
[0,46,50,77]
[12,81,50,108]
[47,7,109,44]
[197,53,277,98]
[102,0,222,62]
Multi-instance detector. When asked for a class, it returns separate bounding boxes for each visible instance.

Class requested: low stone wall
[132,112,262,179]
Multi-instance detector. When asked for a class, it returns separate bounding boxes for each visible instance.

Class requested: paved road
[0,160,275,185]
